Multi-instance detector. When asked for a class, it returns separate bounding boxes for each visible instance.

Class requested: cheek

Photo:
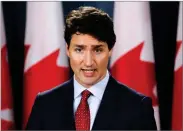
[70,53,82,66]
[96,55,109,68]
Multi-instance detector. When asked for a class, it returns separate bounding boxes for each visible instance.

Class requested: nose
[84,51,93,67]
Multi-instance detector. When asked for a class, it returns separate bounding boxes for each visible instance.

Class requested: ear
[66,44,70,57]
[109,48,113,57]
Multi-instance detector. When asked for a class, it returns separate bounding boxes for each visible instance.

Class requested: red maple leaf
[1,45,12,109]
[1,119,14,130]
[110,42,158,106]
[23,45,69,127]
[1,45,14,130]
[172,41,182,130]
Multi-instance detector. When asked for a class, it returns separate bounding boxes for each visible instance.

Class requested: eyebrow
[73,44,104,48]
[93,45,104,48]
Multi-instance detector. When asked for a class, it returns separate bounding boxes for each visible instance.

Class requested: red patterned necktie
[75,90,91,131]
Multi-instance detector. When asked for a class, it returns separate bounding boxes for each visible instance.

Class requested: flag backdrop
[23,2,69,127]
[172,3,182,130]
[1,2,14,130]
[1,1,181,130]
[110,2,160,130]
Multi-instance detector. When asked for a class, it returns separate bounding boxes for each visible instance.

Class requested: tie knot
[81,90,91,100]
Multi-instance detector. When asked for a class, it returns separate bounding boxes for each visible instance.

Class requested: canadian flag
[110,2,160,130]
[172,3,182,130]
[1,2,14,130]
[23,2,69,127]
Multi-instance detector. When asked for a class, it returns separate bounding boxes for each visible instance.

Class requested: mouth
[81,69,96,71]
[81,69,97,77]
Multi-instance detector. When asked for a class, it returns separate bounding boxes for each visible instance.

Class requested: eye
[75,48,82,52]
[95,48,103,53]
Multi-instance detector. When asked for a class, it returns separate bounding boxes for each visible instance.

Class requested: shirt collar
[74,70,110,100]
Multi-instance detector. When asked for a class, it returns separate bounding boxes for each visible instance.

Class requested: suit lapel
[92,76,122,130]
[58,78,76,130]
[59,76,128,130]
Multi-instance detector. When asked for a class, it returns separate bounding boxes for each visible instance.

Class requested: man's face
[66,34,112,88]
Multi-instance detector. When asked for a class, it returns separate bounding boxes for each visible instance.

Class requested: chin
[84,80,98,86]
[83,81,94,85]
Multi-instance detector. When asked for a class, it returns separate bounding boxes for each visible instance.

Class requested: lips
[81,69,96,77]
[81,69,96,71]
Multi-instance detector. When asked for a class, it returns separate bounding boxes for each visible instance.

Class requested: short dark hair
[64,6,116,50]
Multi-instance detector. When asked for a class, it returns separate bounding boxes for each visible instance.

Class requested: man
[26,6,157,130]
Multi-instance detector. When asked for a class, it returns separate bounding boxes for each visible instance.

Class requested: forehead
[70,34,107,47]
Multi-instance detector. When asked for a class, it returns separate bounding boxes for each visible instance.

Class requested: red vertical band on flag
[172,3,182,130]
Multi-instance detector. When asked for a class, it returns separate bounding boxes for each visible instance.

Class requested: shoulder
[108,76,156,129]
[36,78,73,101]
[109,75,152,104]
[109,76,154,119]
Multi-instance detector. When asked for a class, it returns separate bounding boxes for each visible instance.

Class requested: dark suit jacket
[26,76,157,130]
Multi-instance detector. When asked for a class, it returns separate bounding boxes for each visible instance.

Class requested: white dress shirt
[73,70,110,130]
